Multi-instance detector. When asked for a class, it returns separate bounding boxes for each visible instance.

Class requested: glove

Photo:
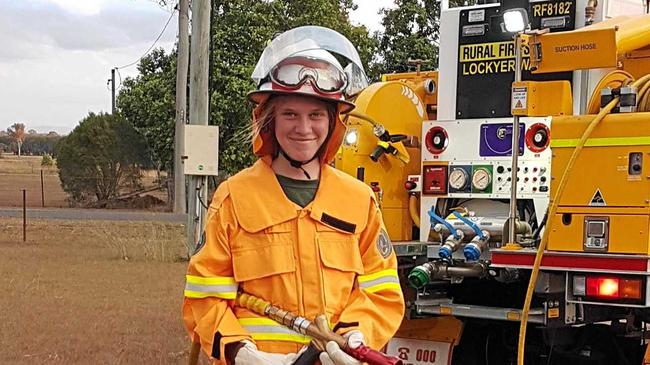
[233,340,305,365]
[318,330,364,365]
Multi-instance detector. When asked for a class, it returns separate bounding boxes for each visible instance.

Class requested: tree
[55,112,150,203]
[374,0,475,75]
[7,123,26,156]
[21,135,61,156]
[117,48,176,171]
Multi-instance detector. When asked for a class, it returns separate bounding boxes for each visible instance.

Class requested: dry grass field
[0,218,208,364]
[0,155,167,208]
[0,155,67,207]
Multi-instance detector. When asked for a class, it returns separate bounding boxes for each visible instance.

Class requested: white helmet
[247,26,368,114]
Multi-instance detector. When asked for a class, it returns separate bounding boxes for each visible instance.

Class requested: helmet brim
[247,90,356,114]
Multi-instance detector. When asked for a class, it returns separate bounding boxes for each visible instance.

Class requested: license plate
[385,337,453,365]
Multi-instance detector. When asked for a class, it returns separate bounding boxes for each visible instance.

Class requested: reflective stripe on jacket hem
[239,318,311,344]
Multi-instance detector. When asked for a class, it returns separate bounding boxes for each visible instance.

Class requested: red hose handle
[347,345,403,365]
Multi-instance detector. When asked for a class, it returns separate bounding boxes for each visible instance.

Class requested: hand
[318,331,364,365]
[233,340,305,365]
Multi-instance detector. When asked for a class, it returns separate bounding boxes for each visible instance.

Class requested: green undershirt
[275,174,319,208]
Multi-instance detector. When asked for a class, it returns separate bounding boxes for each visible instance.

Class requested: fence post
[41,170,45,208]
[22,189,26,242]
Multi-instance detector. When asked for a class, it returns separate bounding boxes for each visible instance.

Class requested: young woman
[183,26,404,365]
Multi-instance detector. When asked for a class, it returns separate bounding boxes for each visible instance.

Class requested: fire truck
[335,0,650,363]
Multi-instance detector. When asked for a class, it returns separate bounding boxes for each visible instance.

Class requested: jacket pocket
[317,233,364,274]
[317,229,364,314]
[232,243,295,282]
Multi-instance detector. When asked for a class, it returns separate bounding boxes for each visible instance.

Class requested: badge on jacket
[376,228,392,259]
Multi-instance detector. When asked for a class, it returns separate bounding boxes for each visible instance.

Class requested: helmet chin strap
[280,149,319,180]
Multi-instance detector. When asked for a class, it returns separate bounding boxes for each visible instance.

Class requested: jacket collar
[227,159,368,234]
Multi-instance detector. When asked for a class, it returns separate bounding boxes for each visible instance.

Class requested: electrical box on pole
[183,125,219,176]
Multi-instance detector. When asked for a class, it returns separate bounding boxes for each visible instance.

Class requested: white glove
[233,340,305,365]
[318,330,364,365]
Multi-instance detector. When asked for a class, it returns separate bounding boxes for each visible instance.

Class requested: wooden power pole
[111,68,116,114]
[187,0,211,252]
[174,0,189,214]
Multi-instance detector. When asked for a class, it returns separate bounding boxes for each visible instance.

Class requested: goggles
[269,56,348,94]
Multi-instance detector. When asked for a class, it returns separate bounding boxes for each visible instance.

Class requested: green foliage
[41,154,54,167]
[56,112,150,203]
[23,135,62,156]
[116,49,175,171]
[374,0,441,74]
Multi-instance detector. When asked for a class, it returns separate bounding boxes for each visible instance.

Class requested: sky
[0,0,394,135]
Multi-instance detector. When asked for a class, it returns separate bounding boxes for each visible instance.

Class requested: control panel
[421,117,551,199]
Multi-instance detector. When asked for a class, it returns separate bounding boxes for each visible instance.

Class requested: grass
[0,155,58,174]
[0,218,209,364]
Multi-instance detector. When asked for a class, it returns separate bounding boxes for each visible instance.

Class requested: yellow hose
[585,70,633,114]
[409,194,420,228]
[516,73,650,365]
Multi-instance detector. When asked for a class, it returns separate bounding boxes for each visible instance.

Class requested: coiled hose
[516,73,650,365]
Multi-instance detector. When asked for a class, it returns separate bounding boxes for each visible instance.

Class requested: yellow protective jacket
[182,159,405,363]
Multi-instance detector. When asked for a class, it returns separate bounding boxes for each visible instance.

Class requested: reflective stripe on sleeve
[357,268,400,293]
[184,274,238,299]
[238,318,311,344]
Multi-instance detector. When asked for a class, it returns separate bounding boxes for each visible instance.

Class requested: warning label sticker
[512,87,528,110]
[589,189,607,206]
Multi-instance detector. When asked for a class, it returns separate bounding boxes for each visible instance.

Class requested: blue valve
[439,246,452,259]
[464,243,481,261]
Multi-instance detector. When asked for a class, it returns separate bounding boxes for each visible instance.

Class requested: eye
[281,112,297,119]
[310,112,326,119]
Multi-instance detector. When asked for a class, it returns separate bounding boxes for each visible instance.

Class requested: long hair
[253,95,337,159]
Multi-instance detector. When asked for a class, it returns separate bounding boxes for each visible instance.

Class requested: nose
[294,114,311,134]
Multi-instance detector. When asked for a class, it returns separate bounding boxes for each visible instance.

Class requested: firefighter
[182,26,404,365]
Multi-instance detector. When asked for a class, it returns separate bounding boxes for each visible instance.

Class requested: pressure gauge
[449,168,469,190]
[472,168,491,191]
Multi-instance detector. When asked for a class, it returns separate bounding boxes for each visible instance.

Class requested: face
[273,95,331,162]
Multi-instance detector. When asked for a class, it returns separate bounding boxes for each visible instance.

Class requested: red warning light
[586,277,619,298]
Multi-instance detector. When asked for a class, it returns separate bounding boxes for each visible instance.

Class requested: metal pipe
[441,262,487,278]
[508,33,523,246]
[409,261,488,288]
